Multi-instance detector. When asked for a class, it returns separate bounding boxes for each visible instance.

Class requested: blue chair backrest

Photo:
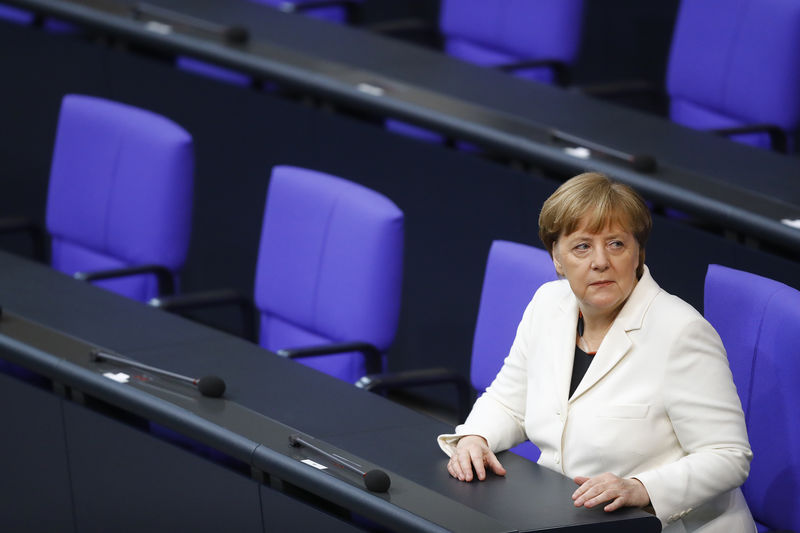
[254,165,404,383]
[472,240,557,461]
[45,94,194,302]
[667,0,800,150]
[440,0,584,83]
[704,264,800,532]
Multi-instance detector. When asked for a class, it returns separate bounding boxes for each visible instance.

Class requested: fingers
[486,451,507,477]
[571,473,650,511]
[446,436,506,482]
[469,447,486,480]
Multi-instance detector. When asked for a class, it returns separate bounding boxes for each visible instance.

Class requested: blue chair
[358,240,557,461]
[704,264,800,532]
[46,94,194,302]
[667,0,800,152]
[152,166,404,384]
[387,0,584,144]
[440,0,584,86]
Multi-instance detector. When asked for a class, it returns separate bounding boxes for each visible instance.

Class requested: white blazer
[439,267,755,532]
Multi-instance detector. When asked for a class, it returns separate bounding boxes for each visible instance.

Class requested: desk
[0,251,659,532]
[1,0,799,388]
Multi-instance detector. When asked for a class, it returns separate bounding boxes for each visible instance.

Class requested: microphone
[91,350,226,398]
[549,129,657,173]
[132,2,250,45]
[289,434,391,493]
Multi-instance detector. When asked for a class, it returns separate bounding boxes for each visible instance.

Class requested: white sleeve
[633,318,752,523]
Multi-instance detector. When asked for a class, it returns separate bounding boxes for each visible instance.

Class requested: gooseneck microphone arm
[289,435,391,493]
[90,350,226,398]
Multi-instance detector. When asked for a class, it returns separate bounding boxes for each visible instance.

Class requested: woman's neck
[578,307,621,353]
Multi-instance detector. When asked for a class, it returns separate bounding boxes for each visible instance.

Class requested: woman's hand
[447,435,507,482]
[572,473,650,511]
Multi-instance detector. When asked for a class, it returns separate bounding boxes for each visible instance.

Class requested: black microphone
[288,434,391,493]
[550,129,657,173]
[91,350,226,398]
[132,2,249,45]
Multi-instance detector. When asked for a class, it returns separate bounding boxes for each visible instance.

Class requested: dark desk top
[0,251,659,531]
[6,0,800,251]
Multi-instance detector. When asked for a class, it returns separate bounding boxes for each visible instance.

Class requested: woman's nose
[591,249,609,270]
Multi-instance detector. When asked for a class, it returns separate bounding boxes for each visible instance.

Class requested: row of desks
[0,250,658,531]
[6,0,800,251]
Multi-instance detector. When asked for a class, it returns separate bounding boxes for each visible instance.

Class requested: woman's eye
[609,240,624,249]
[574,243,589,251]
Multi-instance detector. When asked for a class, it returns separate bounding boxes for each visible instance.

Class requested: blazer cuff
[437,433,461,457]
[437,431,494,457]
[633,470,691,526]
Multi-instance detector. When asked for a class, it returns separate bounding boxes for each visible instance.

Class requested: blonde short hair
[538,172,652,278]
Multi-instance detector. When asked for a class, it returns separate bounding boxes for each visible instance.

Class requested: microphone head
[197,375,226,398]
[363,469,391,493]
[631,154,657,173]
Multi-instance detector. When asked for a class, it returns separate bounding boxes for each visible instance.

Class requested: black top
[569,345,594,399]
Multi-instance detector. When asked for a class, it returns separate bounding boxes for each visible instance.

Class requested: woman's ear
[552,243,564,276]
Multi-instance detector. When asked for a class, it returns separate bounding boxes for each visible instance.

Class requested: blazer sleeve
[438,290,538,456]
[633,317,752,524]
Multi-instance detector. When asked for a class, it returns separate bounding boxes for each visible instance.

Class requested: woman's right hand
[447,435,507,482]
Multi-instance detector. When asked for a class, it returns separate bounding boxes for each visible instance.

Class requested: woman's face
[552,217,640,319]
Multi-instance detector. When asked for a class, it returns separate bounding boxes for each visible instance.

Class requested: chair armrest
[710,124,788,153]
[277,341,382,375]
[74,264,175,296]
[0,216,47,261]
[148,289,257,342]
[355,367,472,422]
[495,59,570,87]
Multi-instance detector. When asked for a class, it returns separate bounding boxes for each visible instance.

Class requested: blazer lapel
[553,290,579,411]
[569,323,632,402]
[568,266,661,403]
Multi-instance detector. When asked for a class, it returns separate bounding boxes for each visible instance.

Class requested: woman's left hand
[572,473,650,511]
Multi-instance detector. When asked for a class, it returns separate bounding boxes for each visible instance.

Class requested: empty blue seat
[47,94,194,302]
[358,240,557,461]
[704,264,800,532]
[667,0,800,151]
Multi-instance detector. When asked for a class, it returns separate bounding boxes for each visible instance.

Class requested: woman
[438,173,754,532]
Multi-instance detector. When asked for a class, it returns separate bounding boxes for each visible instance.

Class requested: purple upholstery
[175,57,253,87]
[0,3,35,24]
[254,166,404,383]
[472,240,557,461]
[45,94,194,302]
[440,0,584,83]
[704,264,800,532]
[388,0,583,143]
[667,0,800,150]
